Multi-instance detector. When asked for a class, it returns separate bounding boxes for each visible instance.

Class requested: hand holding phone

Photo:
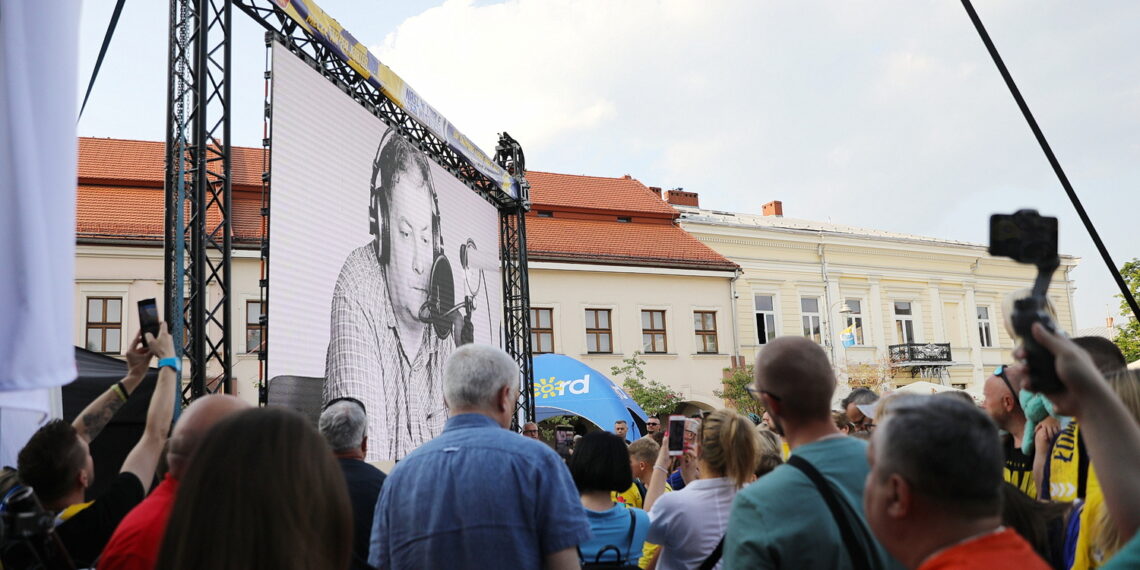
[138,298,160,347]
[667,415,686,456]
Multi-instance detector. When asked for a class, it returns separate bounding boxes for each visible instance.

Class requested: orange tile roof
[78,185,262,244]
[78,137,264,190]
[526,171,676,217]
[527,217,737,271]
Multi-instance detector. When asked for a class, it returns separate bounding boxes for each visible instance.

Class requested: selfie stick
[961,0,1140,323]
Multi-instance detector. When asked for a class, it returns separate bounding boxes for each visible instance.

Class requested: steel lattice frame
[166,0,234,405]
[167,0,535,421]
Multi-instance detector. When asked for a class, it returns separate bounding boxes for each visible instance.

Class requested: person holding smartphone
[642,409,758,570]
[14,325,178,568]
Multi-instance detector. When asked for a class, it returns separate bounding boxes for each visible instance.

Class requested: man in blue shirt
[369,344,591,569]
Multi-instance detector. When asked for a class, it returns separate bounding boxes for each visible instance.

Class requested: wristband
[112,381,128,402]
[158,357,182,374]
[654,465,669,474]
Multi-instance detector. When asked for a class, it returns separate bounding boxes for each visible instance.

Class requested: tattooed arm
[73,330,153,443]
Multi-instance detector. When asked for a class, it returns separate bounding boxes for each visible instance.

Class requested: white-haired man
[368,344,590,569]
[320,397,387,570]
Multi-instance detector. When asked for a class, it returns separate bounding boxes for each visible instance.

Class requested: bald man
[100,394,250,569]
[725,337,896,569]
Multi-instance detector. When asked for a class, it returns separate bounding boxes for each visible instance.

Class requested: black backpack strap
[583,508,639,566]
[787,455,873,570]
[623,509,637,560]
[697,535,725,570]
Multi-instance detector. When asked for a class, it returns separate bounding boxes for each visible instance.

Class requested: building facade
[76,138,265,403]
[676,200,1080,392]
[525,173,740,410]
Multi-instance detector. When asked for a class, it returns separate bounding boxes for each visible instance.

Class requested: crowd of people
[3,319,1140,569]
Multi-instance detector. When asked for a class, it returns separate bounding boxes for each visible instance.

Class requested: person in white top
[643,409,759,570]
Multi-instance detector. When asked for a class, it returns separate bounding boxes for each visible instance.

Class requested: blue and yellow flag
[840,325,856,347]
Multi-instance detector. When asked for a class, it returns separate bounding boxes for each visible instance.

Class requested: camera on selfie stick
[988,209,1064,393]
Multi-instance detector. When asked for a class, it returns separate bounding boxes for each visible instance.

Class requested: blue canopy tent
[532,354,649,441]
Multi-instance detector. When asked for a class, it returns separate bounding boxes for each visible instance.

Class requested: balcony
[888,343,952,364]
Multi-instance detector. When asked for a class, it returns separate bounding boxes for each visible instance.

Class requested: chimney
[1108,316,1115,328]
[664,188,699,207]
[623,174,632,180]
[762,200,783,217]
[649,186,662,197]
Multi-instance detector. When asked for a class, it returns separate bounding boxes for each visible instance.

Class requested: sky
[77,0,1140,330]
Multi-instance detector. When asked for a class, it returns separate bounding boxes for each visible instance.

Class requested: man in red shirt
[99,394,249,569]
[864,395,1049,569]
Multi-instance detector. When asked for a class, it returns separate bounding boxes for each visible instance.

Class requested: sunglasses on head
[993,365,1021,405]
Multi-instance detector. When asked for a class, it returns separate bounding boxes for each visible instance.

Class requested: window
[754,295,776,344]
[894,301,915,343]
[693,311,718,354]
[246,301,265,353]
[529,308,554,354]
[585,309,613,354]
[641,310,667,353]
[86,297,122,354]
[617,216,632,223]
[801,297,822,344]
[977,306,993,348]
[537,210,554,218]
[844,299,865,346]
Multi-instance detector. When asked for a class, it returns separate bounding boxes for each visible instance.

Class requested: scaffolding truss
[165,0,234,404]
[167,0,535,422]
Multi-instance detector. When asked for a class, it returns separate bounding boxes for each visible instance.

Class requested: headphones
[324,396,367,415]
[368,129,454,339]
[368,129,444,266]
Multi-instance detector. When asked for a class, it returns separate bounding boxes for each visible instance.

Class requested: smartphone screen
[138,298,160,346]
[667,415,686,456]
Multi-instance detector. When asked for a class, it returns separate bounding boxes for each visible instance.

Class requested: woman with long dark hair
[155,408,353,570]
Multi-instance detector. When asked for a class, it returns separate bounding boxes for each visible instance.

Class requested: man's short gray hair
[318,400,367,453]
[873,395,1002,518]
[443,344,519,410]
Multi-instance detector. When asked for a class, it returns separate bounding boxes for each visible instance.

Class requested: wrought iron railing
[888,343,952,363]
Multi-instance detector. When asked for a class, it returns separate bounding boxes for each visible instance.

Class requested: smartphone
[138,298,160,347]
[667,415,686,456]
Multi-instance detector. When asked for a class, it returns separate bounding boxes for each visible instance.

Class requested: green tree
[610,352,682,417]
[1115,258,1140,362]
[714,365,764,417]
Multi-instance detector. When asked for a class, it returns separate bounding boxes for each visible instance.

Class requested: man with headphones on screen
[325,128,455,461]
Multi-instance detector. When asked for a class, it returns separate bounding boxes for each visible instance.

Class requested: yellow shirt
[1072,465,1108,569]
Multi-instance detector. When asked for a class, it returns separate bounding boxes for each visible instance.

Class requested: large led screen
[270,42,503,460]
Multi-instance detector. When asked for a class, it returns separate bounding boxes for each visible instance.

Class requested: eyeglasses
[646,421,660,426]
[746,385,782,402]
[993,365,1021,407]
[522,429,538,434]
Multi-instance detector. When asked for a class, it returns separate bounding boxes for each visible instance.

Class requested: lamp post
[825,301,854,366]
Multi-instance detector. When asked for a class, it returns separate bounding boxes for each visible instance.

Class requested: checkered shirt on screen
[325,244,452,461]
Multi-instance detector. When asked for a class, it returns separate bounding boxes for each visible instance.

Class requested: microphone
[417,254,456,338]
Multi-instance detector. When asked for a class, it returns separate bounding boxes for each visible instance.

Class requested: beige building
[676,200,1079,393]
[76,138,265,404]
[525,173,740,411]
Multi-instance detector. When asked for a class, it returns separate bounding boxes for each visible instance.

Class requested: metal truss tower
[166,0,534,422]
[165,0,233,404]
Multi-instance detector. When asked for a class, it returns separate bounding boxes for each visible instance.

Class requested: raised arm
[119,324,177,489]
[72,330,153,443]
[1026,323,1140,541]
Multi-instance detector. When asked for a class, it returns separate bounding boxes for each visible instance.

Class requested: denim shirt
[369,413,592,569]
